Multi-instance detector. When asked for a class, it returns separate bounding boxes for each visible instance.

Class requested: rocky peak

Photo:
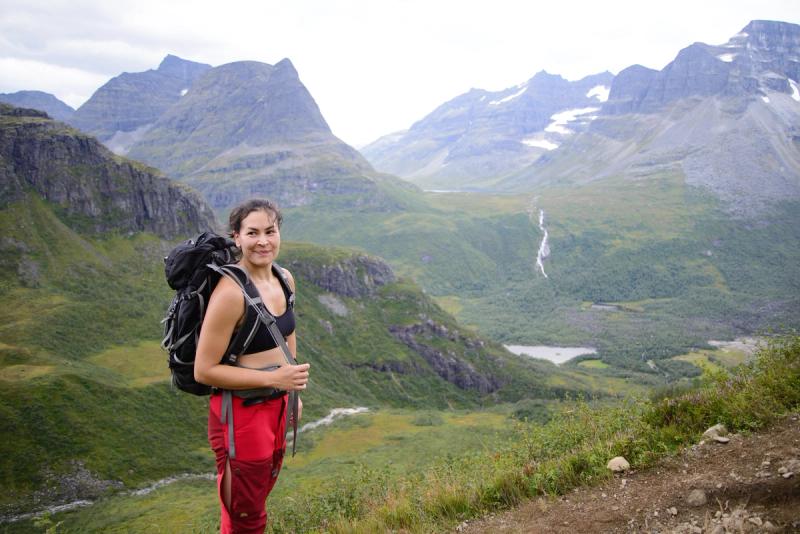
[604,20,800,115]
[126,58,334,178]
[0,105,216,238]
[69,54,212,141]
[157,54,212,79]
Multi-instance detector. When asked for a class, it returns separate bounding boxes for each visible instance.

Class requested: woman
[195,198,310,534]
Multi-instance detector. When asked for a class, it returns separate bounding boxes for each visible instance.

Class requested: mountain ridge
[0,91,75,122]
[69,54,212,150]
[361,70,614,188]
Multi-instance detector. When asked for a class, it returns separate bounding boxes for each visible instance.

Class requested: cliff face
[0,104,216,238]
[390,319,502,394]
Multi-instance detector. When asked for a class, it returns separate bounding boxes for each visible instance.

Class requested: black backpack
[161,232,237,395]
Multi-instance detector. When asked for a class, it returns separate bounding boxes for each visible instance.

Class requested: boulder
[686,489,707,507]
[607,457,630,472]
[702,423,728,440]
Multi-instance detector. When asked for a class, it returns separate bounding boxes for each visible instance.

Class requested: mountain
[501,20,800,217]
[361,71,614,189]
[0,103,215,237]
[125,58,409,214]
[69,54,212,153]
[0,90,75,122]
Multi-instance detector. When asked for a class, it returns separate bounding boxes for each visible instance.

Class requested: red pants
[208,393,287,534]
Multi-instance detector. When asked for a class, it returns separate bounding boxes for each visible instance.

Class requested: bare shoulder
[208,275,245,311]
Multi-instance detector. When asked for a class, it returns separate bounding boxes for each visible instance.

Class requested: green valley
[283,171,800,377]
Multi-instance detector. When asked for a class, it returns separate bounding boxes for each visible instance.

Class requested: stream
[2,406,370,524]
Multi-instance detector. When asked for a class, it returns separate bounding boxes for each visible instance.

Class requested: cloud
[1,0,798,144]
[0,57,108,108]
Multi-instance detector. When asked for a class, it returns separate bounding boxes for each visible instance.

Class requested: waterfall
[535,209,550,278]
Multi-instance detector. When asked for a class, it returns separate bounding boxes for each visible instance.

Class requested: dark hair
[228,198,283,237]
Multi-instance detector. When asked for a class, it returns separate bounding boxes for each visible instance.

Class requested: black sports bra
[241,275,296,354]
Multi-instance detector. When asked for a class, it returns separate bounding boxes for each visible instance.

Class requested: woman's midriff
[237,347,287,371]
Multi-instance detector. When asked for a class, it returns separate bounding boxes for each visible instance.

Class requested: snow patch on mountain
[522,138,559,150]
[545,107,600,135]
[717,53,736,63]
[490,85,527,106]
[762,95,771,103]
[789,79,800,102]
[586,85,610,102]
[180,88,188,96]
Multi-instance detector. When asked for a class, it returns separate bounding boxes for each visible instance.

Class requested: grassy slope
[23,334,798,533]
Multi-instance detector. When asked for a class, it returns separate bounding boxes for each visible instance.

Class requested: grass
[318,333,800,533]
[87,341,169,388]
[3,195,610,522]
[29,332,797,532]
[577,359,609,369]
[12,407,515,533]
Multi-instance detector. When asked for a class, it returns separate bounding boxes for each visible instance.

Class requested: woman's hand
[269,363,310,391]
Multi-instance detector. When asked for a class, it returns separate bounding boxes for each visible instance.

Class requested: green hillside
[0,194,617,519]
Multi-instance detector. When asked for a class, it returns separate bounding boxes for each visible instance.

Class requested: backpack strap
[271,262,295,310]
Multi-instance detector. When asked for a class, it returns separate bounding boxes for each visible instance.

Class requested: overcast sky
[1,0,798,147]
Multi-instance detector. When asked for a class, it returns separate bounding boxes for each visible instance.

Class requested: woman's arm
[194,276,309,391]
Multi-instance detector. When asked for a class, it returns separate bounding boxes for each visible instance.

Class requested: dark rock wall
[0,105,216,238]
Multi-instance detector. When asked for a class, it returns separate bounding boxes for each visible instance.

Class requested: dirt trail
[459,414,800,533]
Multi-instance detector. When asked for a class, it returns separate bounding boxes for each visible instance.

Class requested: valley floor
[458,413,800,533]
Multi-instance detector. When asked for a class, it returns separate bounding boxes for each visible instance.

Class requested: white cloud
[0,57,108,108]
[1,0,799,146]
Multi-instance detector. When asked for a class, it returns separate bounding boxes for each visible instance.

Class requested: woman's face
[234,209,281,268]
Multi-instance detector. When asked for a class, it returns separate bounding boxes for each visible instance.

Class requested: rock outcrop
[390,319,501,394]
[285,253,396,298]
[0,104,216,238]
